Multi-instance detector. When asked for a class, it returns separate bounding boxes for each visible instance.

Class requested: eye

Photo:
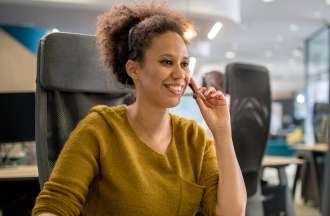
[181,62,189,69]
[160,59,173,65]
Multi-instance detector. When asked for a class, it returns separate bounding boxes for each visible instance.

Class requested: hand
[189,79,231,135]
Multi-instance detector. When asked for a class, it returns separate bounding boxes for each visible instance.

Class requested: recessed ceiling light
[208,22,223,40]
[183,27,197,41]
[262,0,275,2]
[225,51,236,59]
[296,94,305,104]
[289,24,299,32]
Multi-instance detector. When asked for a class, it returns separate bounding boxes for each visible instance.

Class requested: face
[132,31,190,108]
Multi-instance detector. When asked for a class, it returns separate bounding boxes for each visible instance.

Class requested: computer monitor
[0,92,35,143]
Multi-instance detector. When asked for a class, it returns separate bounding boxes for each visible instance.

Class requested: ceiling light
[207,22,223,40]
[225,51,236,59]
[183,28,197,41]
[189,57,197,76]
[289,24,299,32]
[296,94,305,104]
[262,0,275,2]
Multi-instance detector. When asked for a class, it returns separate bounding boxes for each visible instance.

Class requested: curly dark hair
[96,1,194,86]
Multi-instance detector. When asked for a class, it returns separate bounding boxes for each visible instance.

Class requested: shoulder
[75,104,126,132]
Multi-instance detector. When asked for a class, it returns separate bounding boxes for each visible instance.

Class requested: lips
[164,83,185,95]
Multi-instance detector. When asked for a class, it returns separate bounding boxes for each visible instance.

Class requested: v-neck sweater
[33,105,219,216]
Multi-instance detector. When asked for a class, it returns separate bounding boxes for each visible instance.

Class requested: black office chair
[225,63,271,215]
[36,32,133,188]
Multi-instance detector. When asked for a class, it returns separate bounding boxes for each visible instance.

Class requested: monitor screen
[0,92,35,143]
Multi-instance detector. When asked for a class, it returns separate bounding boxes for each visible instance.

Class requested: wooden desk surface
[262,156,304,167]
[0,165,38,180]
[292,143,328,153]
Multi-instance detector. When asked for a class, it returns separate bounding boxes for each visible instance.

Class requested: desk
[262,156,304,216]
[292,143,328,207]
[263,156,304,167]
[0,165,38,181]
[0,165,39,216]
[293,143,328,153]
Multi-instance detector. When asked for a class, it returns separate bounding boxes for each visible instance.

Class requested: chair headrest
[225,62,270,97]
[37,32,131,94]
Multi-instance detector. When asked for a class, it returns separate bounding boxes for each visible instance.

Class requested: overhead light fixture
[296,94,305,104]
[262,0,275,2]
[207,22,223,40]
[183,27,197,42]
[189,57,197,76]
[225,51,236,59]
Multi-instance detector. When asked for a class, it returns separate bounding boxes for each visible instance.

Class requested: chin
[165,97,182,108]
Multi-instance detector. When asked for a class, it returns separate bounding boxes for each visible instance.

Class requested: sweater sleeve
[197,126,219,216]
[32,112,102,216]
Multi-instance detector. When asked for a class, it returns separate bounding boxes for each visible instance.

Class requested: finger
[189,78,199,94]
[210,91,225,99]
[195,92,207,112]
[204,87,216,97]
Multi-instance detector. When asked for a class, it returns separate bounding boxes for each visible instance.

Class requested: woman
[33,2,246,216]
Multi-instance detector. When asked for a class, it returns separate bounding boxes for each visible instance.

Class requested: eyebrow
[159,53,189,60]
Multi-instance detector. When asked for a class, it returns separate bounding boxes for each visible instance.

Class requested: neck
[126,100,170,135]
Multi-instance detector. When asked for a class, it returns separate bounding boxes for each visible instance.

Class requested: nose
[171,64,187,79]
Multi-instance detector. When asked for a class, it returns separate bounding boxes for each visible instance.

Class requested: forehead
[145,32,188,58]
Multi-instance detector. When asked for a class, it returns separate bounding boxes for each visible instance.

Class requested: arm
[213,127,247,216]
[190,79,247,215]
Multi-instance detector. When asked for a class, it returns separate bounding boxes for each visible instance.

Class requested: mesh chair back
[36,32,133,187]
[225,62,271,197]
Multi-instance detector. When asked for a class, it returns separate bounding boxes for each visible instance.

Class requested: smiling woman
[32,1,246,216]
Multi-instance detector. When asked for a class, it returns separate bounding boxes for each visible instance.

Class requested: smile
[164,84,185,95]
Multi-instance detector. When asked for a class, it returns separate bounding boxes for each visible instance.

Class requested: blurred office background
[0,0,329,215]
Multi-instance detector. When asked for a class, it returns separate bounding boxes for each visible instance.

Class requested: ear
[125,60,140,81]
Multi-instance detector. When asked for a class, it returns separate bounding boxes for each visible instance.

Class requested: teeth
[165,84,184,94]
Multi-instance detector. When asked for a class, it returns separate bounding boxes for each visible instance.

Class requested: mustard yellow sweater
[33,105,219,216]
